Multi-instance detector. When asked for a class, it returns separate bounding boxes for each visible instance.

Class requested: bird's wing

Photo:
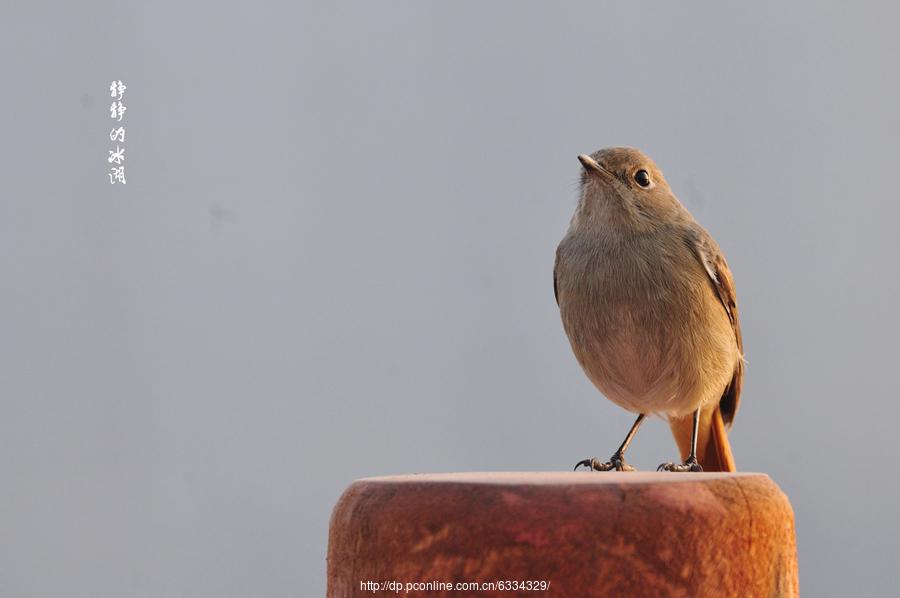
[553,247,560,306]
[553,264,559,306]
[688,227,743,427]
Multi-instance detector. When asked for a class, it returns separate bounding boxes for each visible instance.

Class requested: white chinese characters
[107,80,128,184]
[108,145,125,165]
[109,167,126,185]
[110,80,126,100]
[109,101,126,122]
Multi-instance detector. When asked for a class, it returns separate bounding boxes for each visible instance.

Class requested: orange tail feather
[669,405,736,472]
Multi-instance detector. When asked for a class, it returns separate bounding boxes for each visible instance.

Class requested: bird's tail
[668,405,736,472]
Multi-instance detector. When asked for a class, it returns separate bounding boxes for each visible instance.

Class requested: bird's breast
[556,232,737,416]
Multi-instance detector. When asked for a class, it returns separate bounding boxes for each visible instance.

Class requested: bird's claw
[574,455,635,472]
[657,458,703,472]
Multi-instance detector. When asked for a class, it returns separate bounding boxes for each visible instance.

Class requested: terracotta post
[328,472,798,597]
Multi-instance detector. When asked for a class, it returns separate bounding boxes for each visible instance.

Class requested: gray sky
[2,2,899,596]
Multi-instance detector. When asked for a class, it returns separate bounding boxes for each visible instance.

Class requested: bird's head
[574,147,683,232]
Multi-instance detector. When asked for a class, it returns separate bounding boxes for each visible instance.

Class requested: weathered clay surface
[328,472,798,597]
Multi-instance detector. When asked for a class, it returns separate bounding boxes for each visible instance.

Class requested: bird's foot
[657,456,703,472]
[574,453,635,472]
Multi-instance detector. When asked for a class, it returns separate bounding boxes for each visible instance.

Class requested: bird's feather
[687,227,744,427]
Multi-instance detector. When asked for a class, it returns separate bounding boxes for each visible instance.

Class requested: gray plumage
[556,148,743,470]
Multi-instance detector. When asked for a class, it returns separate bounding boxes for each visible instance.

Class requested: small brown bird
[555,147,742,472]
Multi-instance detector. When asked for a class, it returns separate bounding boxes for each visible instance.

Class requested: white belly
[562,279,739,419]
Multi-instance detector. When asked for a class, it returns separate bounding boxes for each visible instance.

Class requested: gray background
[2,2,899,596]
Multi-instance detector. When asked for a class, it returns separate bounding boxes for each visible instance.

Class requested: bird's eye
[634,169,651,188]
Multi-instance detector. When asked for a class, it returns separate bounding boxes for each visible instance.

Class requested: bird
[554,147,743,472]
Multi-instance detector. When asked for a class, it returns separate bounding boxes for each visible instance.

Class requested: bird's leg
[658,408,703,472]
[574,414,645,471]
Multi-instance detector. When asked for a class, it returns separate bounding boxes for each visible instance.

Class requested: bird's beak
[578,154,604,173]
